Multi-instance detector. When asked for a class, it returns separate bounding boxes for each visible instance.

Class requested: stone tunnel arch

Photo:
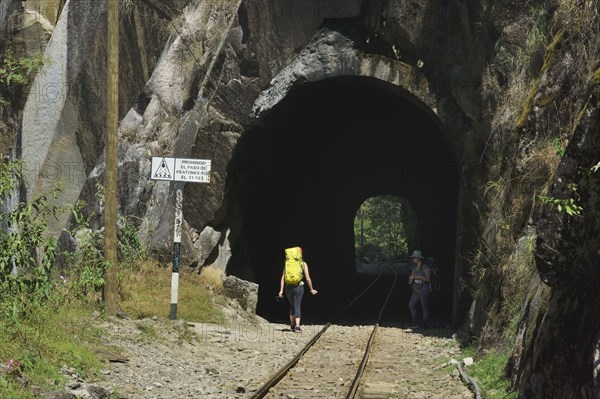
[223,75,459,323]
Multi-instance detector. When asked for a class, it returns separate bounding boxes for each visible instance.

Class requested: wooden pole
[103,0,119,316]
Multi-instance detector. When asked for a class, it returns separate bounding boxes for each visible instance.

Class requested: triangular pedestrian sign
[154,158,172,179]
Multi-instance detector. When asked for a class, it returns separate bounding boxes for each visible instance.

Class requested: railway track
[262,324,375,398]
[357,326,472,399]
[250,266,472,399]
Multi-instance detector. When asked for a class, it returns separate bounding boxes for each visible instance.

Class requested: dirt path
[55,312,473,399]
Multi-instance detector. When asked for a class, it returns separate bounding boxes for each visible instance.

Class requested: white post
[170,181,184,320]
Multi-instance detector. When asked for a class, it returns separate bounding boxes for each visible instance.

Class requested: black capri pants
[284,283,304,318]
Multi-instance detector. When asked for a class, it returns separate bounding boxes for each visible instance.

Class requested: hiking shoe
[290,324,296,332]
[294,326,302,333]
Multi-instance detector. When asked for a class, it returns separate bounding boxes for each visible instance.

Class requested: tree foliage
[354,195,410,262]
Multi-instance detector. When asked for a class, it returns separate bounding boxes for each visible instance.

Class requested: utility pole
[103,0,119,316]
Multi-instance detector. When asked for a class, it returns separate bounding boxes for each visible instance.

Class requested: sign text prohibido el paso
[150,157,212,319]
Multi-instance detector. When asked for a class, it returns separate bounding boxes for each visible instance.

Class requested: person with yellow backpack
[277,246,318,333]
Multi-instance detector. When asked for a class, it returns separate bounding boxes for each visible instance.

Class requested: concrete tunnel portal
[225,76,459,324]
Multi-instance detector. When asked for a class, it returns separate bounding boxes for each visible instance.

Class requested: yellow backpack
[284,247,304,285]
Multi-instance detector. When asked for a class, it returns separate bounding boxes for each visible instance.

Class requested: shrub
[0,161,62,309]
[62,200,108,300]
[0,50,45,107]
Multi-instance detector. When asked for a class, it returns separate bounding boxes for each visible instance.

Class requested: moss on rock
[516,29,566,129]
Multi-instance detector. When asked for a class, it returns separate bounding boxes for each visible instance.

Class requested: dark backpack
[424,257,440,291]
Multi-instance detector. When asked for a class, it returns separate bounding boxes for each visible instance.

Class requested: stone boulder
[223,275,258,314]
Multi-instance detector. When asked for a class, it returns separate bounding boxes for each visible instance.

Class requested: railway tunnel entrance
[225,76,458,324]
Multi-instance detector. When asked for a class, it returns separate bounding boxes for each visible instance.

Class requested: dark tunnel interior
[225,76,459,325]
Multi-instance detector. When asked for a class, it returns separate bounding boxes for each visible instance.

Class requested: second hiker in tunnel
[278,246,318,333]
[408,250,431,328]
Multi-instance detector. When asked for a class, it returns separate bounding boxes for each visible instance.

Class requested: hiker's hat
[409,250,424,259]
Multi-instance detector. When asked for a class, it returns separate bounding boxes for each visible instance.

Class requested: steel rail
[345,264,398,399]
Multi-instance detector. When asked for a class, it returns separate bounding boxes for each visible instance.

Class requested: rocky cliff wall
[16,0,179,235]
[466,1,600,397]
[0,0,61,156]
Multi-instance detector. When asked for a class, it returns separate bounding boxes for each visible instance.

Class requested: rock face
[510,76,600,398]
[17,0,178,234]
[466,3,600,398]
[8,1,600,397]
[223,275,258,314]
[0,0,61,157]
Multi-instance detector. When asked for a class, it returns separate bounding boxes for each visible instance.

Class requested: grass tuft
[199,265,225,291]
[0,297,105,398]
[461,345,518,399]
[119,259,225,324]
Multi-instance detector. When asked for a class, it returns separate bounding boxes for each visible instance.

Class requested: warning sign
[150,157,211,183]
[151,157,175,181]
[174,158,211,183]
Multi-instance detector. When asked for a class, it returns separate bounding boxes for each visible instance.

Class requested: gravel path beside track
[358,326,472,399]
[55,311,472,399]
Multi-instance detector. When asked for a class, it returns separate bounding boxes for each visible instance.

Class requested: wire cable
[456,362,483,399]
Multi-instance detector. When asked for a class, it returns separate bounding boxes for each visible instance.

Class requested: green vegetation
[538,195,583,216]
[136,322,159,339]
[119,259,225,324]
[63,201,109,299]
[0,160,225,397]
[0,160,103,397]
[461,344,518,399]
[0,162,61,306]
[592,68,600,106]
[551,137,566,157]
[516,29,565,129]
[354,195,417,263]
[538,183,583,216]
[0,50,45,107]
[462,326,521,399]
[0,299,105,397]
[0,51,44,86]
